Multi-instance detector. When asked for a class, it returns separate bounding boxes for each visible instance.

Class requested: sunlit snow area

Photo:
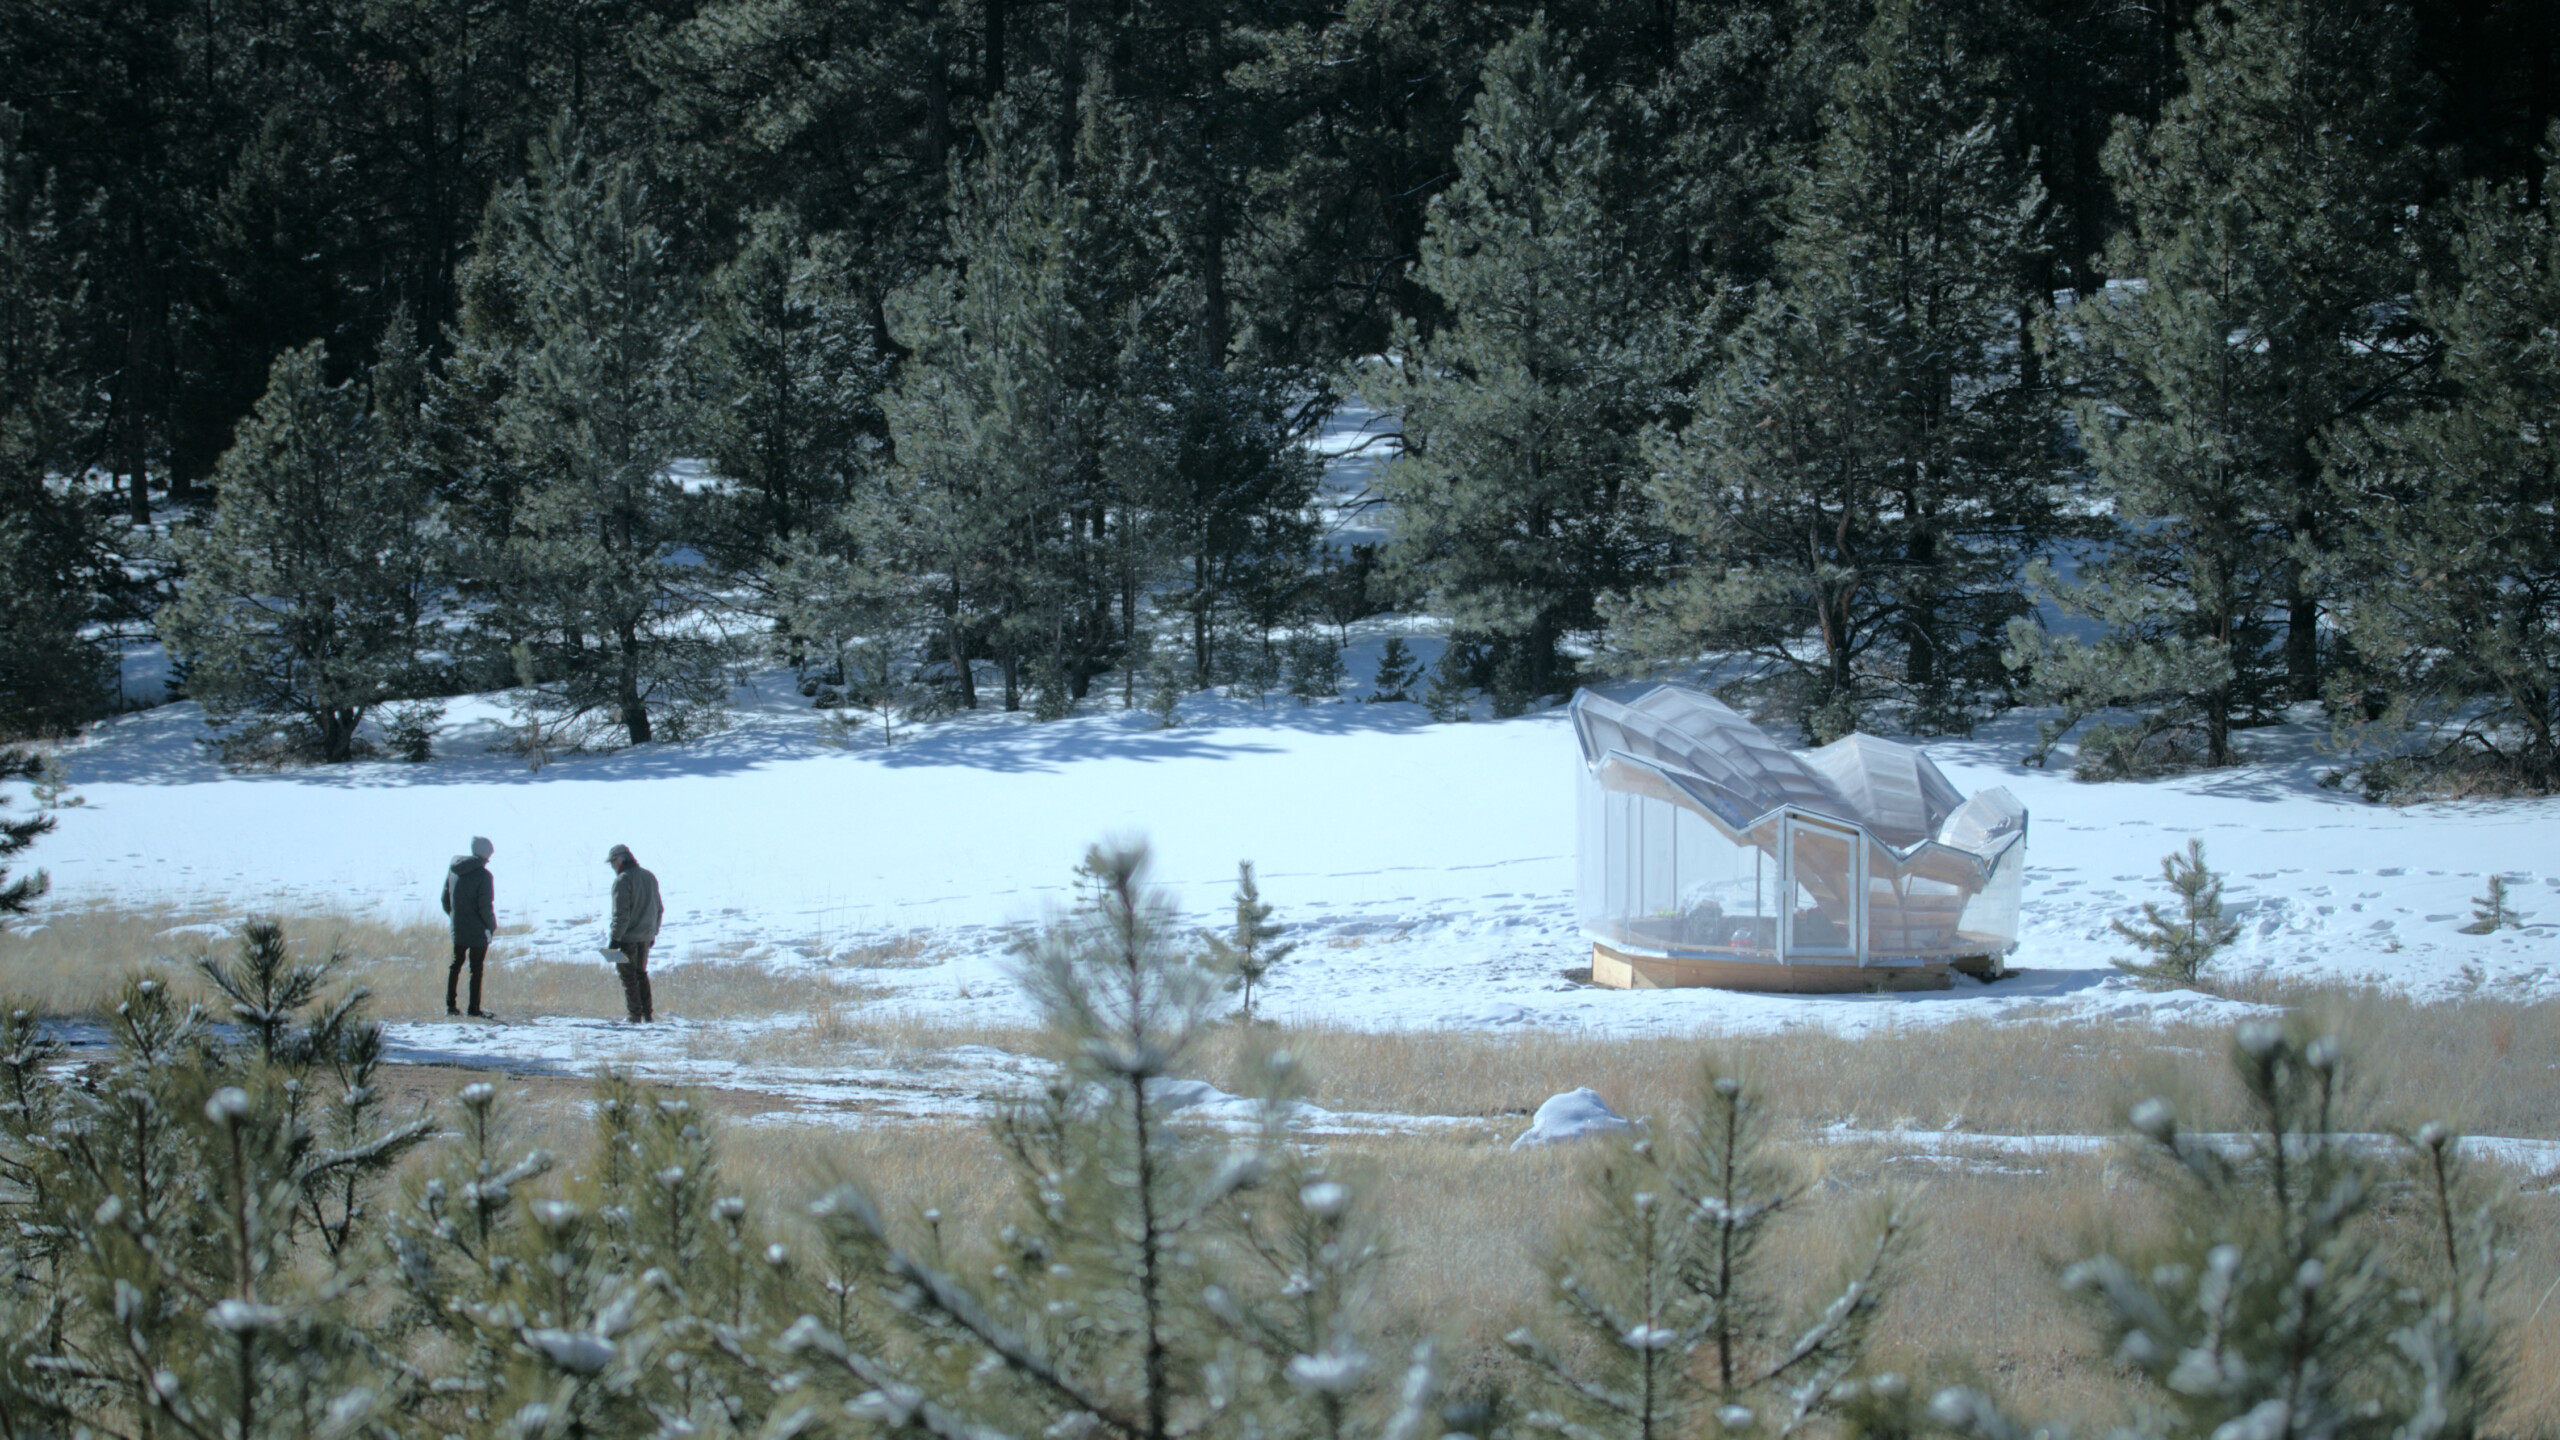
[29,647,2559,1040]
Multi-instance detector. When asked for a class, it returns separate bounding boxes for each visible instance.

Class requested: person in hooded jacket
[441,836,498,1017]
[606,843,662,1022]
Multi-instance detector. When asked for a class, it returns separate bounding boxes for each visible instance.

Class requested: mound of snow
[1512,1087,1634,1150]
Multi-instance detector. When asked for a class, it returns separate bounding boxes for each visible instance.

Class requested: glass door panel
[1784,820,1859,957]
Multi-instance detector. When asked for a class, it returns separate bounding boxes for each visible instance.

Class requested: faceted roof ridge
[1571,684,2019,857]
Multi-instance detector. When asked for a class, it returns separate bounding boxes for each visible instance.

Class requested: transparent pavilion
[1572,685,2026,991]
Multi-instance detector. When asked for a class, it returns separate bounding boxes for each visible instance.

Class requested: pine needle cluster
[0,747,53,920]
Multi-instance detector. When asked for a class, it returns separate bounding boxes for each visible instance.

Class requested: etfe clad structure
[1571,685,2027,991]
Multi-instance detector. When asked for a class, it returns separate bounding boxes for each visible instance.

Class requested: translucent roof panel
[1936,786,2027,852]
[1574,688,1841,820]
[1571,685,2020,862]
[1801,733,1965,848]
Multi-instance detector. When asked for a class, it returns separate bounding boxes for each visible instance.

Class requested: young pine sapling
[2111,838,2242,985]
[1931,1023,2511,1440]
[2460,875,2519,934]
[1206,860,1298,1023]
[1369,637,1423,703]
[1144,635,1190,729]
[1424,641,1479,723]
[790,842,1427,1440]
[1287,631,1346,704]
[1507,1065,1908,1440]
[0,748,54,921]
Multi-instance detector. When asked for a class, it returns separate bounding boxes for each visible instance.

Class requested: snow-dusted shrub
[0,931,433,1435]
[1504,1065,1908,1438]
[1931,1022,2512,1440]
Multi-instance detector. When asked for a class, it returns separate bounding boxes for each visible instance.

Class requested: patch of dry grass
[451,1082,2560,1435]
[0,900,900,1025]
[1188,989,2560,1142]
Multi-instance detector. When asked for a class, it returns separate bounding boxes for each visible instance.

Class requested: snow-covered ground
[20,642,2559,1045]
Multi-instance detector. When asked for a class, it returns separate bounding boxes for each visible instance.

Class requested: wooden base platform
[1591,941,1963,993]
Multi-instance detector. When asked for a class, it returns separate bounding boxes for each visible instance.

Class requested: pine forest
[0,0,2553,790]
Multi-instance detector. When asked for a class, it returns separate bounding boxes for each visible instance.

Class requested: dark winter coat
[442,855,496,946]
[610,864,662,949]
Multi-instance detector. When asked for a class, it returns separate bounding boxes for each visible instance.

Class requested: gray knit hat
[470,836,494,860]
[606,843,634,864]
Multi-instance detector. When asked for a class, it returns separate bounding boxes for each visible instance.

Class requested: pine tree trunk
[983,0,1005,99]
[1193,550,1213,686]
[925,18,952,172]
[1055,0,1081,179]
[1195,17,1229,369]
[2205,674,2234,768]
[618,623,652,743]
[2285,503,2320,701]
[946,577,976,709]
[1122,563,1137,709]
[122,390,151,526]
[2285,587,2319,703]
[321,709,359,764]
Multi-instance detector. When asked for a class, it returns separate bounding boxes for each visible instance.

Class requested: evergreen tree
[2110,838,2243,985]
[1423,639,1479,723]
[769,512,930,745]
[2461,876,2518,935]
[884,113,1119,715]
[1370,18,1666,704]
[1139,360,1318,690]
[0,749,52,921]
[1142,630,1189,728]
[1368,637,1422,703]
[0,111,113,737]
[2325,145,2560,791]
[1933,1025,2510,1440]
[1507,1065,1905,1440]
[390,1070,805,1437]
[2032,0,2436,765]
[476,123,729,746]
[1205,860,1297,1022]
[0,937,433,1436]
[1629,0,1860,299]
[2000,599,2237,775]
[1285,630,1345,705]
[1626,0,2057,740]
[159,335,445,762]
[699,207,886,578]
[792,841,1433,1440]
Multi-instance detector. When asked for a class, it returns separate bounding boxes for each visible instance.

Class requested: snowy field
[25,643,2560,1045]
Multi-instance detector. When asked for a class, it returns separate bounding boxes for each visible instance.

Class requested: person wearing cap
[606,843,663,1023]
[441,837,498,1017]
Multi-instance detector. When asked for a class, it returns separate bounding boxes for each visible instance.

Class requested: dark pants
[447,942,488,1014]
[615,942,654,1022]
